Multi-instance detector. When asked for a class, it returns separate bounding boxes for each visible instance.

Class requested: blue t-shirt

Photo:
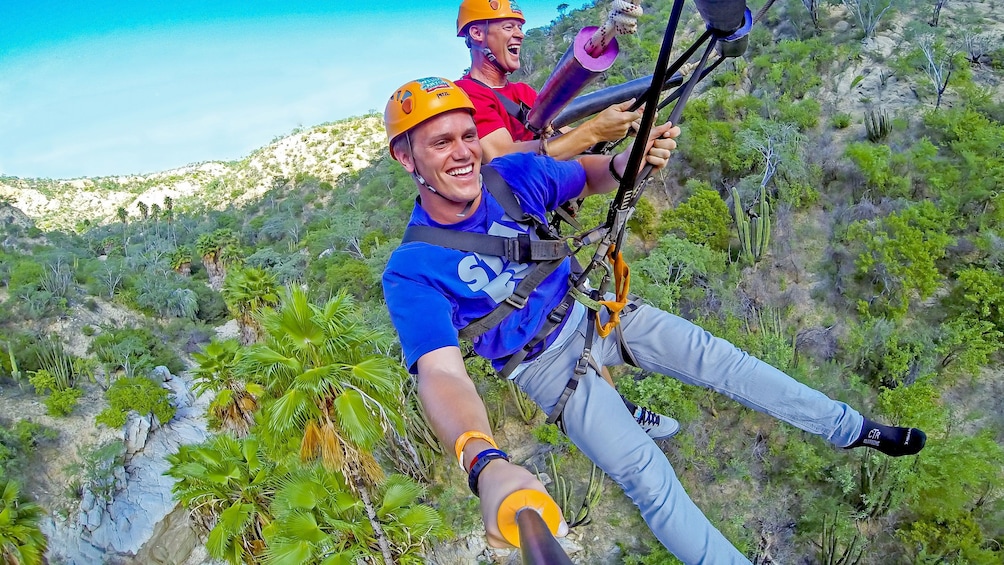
[382,152,586,373]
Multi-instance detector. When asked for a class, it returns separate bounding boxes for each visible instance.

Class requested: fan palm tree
[192,339,264,437]
[0,479,47,565]
[170,246,193,276]
[241,288,406,564]
[196,229,239,290]
[222,268,280,346]
[165,434,274,564]
[262,468,448,565]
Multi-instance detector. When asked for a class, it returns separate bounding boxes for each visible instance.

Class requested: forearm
[480,127,598,162]
[416,347,496,471]
[539,125,601,160]
[579,153,623,198]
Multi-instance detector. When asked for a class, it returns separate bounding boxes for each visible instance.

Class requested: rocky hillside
[1,1,1002,564]
[0,114,385,231]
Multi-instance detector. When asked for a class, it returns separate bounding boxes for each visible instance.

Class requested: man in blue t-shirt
[381,77,927,564]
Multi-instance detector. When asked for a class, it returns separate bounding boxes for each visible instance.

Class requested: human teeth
[449,165,473,176]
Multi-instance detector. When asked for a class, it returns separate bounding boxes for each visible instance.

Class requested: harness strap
[467,77,535,133]
[551,202,583,233]
[459,255,566,340]
[401,164,575,340]
[403,226,571,263]
[546,302,598,425]
[498,291,576,378]
[480,166,556,237]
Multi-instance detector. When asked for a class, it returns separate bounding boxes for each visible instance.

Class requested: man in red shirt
[454,0,677,439]
[455,0,642,162]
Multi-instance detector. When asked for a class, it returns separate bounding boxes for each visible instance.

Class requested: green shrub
[6,260,44,294]
[843,319,936,388]
[192,284,228,323]
[631,234,728,313]
[532,423,572,448]
[842,201,954,318]
[845,142,910,198]
[830,112,852,129]
[96,376,176,428]
[66,441,126,503]
[777,96,820,130]
[659,182,733,252]
[0,419,56,483]
[749,37,833,98]
[88,325,184,377]
[44,387,83,417]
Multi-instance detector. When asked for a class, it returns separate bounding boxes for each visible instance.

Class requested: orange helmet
[384,77,476,148]
[457,0,525,36]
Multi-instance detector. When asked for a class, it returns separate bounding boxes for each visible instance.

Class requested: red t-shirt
[456,75,539,142]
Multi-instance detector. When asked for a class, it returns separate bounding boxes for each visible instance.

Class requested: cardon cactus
[732,185,772,264]
[865,108,890,142]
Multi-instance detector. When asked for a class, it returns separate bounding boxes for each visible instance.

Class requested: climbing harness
[402,166,583,356]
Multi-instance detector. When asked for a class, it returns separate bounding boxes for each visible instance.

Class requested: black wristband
[468,449,509,496]
[608,156,624,183]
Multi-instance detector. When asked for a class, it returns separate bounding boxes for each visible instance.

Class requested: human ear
[468,22,487,43]
[390,139,416,173]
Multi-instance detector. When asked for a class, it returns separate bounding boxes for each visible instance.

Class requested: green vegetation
[96,376,176,428]
[0,420,55,485]
[170,289,447,564]
[0,1,1001,563]
[0,479,48,565]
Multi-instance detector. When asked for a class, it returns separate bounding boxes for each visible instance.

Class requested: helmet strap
[481,46,510,75]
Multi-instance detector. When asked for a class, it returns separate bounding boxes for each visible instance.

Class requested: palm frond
[206,501,254,559]
[377,475,425,517]
[280,512,327,544]
[332,388,383,449]
[266,389,315,436]
[262,540,314,565]
[319,421,346,471]
[293,365,338,394]
[348,357,403,396]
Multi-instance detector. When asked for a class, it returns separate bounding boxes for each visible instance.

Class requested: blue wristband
[467,449,509,497]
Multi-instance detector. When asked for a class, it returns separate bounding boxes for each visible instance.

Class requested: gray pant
[513,301,864,565]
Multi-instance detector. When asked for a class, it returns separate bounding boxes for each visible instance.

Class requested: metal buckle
[547,303,568,324]
[505,293,528,309]
[573,348,591,375]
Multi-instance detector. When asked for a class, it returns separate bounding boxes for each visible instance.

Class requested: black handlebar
[517,508,574,565]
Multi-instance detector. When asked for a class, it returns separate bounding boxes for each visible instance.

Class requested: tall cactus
[865,108,890,142]
[6,342,21,385]
[732,185,772,264]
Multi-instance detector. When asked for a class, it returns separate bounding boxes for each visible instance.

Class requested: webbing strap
[459,255,566,340]
[467,77,534,132]
[498,291,576,378]
[551,202,583,233]
[403,227,571,263]
[596,247,631,338]
[546,303,597,425]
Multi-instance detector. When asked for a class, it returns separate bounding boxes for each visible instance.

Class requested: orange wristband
[453,431,498,470]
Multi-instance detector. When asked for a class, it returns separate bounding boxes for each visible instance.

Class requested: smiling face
[396,110,484,222]
[477,18,524,73]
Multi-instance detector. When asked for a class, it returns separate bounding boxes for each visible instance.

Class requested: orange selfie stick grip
[496,489,563,548]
